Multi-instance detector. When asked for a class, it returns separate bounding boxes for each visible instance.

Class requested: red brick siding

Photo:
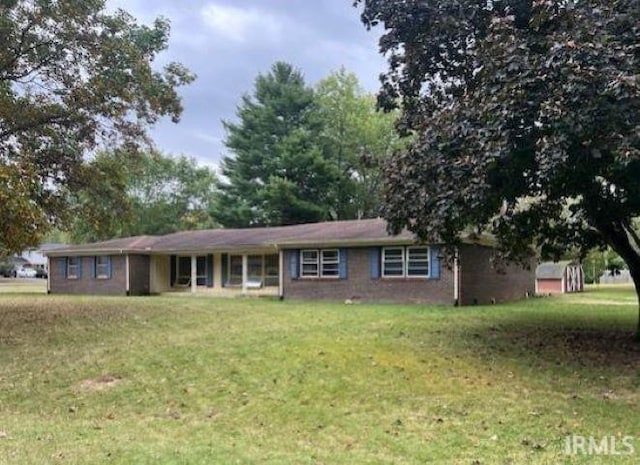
[283,247,455,304]
[458,244,535,305]
[49,255,127,296]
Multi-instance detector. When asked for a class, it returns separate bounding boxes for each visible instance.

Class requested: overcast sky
[107,0,386,169]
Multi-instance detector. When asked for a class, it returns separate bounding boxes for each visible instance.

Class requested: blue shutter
[288,249,299,279]
[77,257,83,279]
[206,254,214,287]
[91,257,97,279]
[58,257,67,278]
[430,246,440,279]
[170,255,176,286]
[106,257,112,279]
[221,253,228,287]
[369,248,381,279]
[339,249,348,280]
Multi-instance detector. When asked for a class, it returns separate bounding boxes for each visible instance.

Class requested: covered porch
[149,250,282,297]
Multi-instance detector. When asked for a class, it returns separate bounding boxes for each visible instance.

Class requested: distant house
[599,269,632,284]
[18,244,66,271]
[535,261,584,294]
[44,219,535,305]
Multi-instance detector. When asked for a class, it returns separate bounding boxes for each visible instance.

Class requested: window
[67,257,80,279]
[177,257,191,282]
[227,254,279,287]
[301,250,319,277]
[300,249,340,278]
[382,247,405,277]
[407,247,430,277]
[196,256,207,286]
[264,254,279,287]
[96,256,111,279]
[229,255,243,285]
[320,249,339,277]
[382,246,430,278]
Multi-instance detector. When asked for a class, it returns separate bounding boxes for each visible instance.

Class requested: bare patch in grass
[78,375,122,391]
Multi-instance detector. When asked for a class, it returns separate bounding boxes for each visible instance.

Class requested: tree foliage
[215,62,339,227]
[70,150,218,242]
[216,64,404,227]
[315,68,404,219]
[356,0,640,325]
[0,0,194,254]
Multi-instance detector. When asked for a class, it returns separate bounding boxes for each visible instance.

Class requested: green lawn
[0,285,639,464]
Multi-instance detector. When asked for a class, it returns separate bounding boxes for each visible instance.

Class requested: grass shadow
[450,309,640,373]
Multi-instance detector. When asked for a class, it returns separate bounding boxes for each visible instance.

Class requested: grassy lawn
[0,285,639,464]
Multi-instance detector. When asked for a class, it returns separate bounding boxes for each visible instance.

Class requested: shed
[535,261,584,294]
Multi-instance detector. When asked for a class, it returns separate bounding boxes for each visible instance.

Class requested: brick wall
[458,244,535,305]
[282,247,455,304]
[49,255,127,296]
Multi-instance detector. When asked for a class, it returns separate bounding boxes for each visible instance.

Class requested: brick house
[45,218,535,305]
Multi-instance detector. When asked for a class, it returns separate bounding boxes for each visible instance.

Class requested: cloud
[200,3,283,43]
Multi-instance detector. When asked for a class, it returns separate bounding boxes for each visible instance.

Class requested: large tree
[70,150,218,242]
[215,62,339,227]
[315,68,404,219]
[355,1,640,333]
[0,0,194,254]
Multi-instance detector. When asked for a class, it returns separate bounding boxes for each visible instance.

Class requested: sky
[107,0,387,169]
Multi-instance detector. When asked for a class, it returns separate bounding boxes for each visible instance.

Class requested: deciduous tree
[0,0,194,254]
[355,1,640,334]
[70,150,218,242]
[315,68,404,219]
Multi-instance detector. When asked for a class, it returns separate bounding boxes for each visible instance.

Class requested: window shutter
[288,249,299,279]
[369,248,381,279]
[206,254,214,288]
[107,257,112,279]
[170,255,176,286]
[58,257,67,278]
[430,247,440,279]
[339,249,348,280]
[221,253,228,287]
[77,257,83,279]
[91,257,97,279]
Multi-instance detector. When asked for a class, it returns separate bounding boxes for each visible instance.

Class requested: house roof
[535,261,577,280]
[44,219,419,256]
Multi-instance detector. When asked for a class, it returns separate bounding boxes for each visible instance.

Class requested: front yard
[0,285,638,464]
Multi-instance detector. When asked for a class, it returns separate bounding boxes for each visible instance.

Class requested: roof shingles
[46,219,416,256]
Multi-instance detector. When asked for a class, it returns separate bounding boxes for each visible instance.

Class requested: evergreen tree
[214,62,338,227]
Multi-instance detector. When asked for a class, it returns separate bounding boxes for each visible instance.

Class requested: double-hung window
[382,246,430,278]
[320,249,339,277]
[96,256,111,279]
[67,257,80,279]
[382,247,405,277]
[300,249,340,278]
[406,247,430,277]
[301,250,320,278]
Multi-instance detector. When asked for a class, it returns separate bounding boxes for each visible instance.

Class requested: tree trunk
[599,222,640,340]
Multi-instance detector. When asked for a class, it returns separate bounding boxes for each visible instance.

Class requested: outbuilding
[535,261,584,295]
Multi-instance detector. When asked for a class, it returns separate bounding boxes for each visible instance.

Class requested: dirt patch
[78,375,122,390]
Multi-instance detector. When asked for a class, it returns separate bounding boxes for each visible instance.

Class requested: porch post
[278,249,284,298]
[242,254,248,294]
[191,255,197,293]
